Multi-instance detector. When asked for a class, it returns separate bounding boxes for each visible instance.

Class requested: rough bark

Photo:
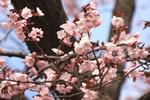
[106,0,135,100]
[11,0,71,55]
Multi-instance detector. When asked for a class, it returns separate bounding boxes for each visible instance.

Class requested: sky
[0,0,150,100]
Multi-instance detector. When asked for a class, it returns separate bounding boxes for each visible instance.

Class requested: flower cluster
[111,16,124,28]
[1,6,44,41]
[55,2,149,99]
[57,1,103,47]
[0,1,150,100]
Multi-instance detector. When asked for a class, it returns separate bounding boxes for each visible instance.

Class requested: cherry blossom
[124,62,141,78]
[0,1,150,100]
[74,35,92,54]
[23,54,35,67]
[60,21,76,36]
[51,48,64,55]
[103,67,117,82]
[81,87,98,100]
[21,7,32,19]
[78,60,97,73]
[76,4,103,34]
[56,84,72,94]
[111,16,124,28]
[57,30,67,40]
[36,7,44,16]
[28,27,44,41]
[36,60,48,70]
[60,72,72,81]
[71,77,78,83]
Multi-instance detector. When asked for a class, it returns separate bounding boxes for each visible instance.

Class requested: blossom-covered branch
[0,1,150,100]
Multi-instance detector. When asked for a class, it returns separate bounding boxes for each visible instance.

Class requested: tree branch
[0,51,60,60]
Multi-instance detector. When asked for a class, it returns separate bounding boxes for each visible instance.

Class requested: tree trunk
[11,0,71,55]
[106,0,135,100]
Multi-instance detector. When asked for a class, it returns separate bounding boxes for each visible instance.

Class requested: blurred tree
[106,0,135,100]
[11,0,72,55]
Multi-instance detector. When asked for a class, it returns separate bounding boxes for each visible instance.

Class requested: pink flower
[102,43,126,65]
[23,55,35,67]
[8,11,19,22]
[117,31,141,45]
[43,68,57,86]
[124,62,140,78]
[51,48,64,55]
[57,30,66,40]
[140,50,149,58]
[105,42,116,50]
[56,84,72,94]
[78,60,97,73]
[75,2,102,34]
[81,87,98,100]
[28,27,44,41]
[16,32,26,41]
[79,35,92,50]
[21,7,32,19]
[92,69,99,76]
[74,35,92,54]
[56,84,66,94]
[1,10,28,41]
[128,48,148,59]
[111,16,124,28]
[36,60,48,70]
[66,85,73,92]
[63,37,72,46]
[1,11,20,29]
[103,67,117,82]
[71,77,78,83]
[89,2,96,10]
[36,7,44,16]
[60,72,72,81]
[60,21,76,36]
[9,73,32,82]
[64,58,75,72]
[74,42,84,54]
[39,87,50,97]
[92,17,103,27]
